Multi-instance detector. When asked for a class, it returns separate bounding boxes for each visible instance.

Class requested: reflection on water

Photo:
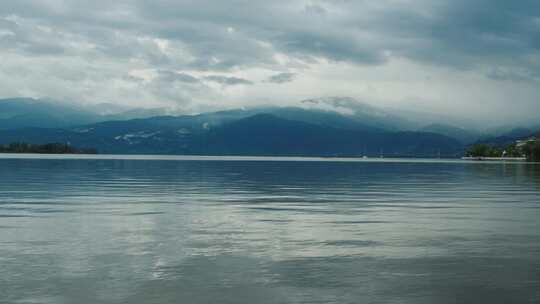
[1,157,540,303]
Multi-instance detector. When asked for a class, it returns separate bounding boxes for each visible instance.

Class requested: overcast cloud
[0,0,539,123]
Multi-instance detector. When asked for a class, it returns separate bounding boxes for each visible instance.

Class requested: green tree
[466,144,500,157]
[503,144,521,157]
[0,142,97,154]
[523,141,540,161]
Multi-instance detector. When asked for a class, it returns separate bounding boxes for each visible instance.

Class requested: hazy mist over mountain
[1,1,539,127]
[2,95,538,157]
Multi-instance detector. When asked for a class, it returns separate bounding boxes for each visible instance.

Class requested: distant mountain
[198,114,462,157]
[483,122,540,138]
[4,97,540,156]
[419,123,479,144]
[84,102,169,120]
[3,96,537,146]
[211,107,386,132]
[0,98,101,129]
[497,128,538,139]
[0,98,169,129]
[104,108,169,121]
[474,128,540,148]
[0,112,464,157]
[300,97,416,130]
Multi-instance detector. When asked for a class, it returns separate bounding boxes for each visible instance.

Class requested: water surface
[1,155,540,303]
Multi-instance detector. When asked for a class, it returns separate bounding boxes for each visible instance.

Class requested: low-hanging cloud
[267,72,296,84]
[203,75,253,86]
[157,71,200,84]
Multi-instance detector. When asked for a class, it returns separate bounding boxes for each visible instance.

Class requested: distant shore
[0,153,537,165]
[0,142,97,155]
[461,156,527,161]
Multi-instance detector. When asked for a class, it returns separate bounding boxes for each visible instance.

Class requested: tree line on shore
[465,135,540,161]
[0,142,97,154]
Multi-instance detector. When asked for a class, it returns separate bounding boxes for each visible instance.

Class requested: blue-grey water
[1,155,540,304]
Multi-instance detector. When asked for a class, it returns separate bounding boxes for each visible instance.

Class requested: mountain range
[0,97,537,157]
[0,98,168,129]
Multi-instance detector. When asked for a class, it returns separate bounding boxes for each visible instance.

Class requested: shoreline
[461,156,527,161]
[0,153,537,164]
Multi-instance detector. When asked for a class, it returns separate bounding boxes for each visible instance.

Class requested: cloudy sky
[0,0,539,122]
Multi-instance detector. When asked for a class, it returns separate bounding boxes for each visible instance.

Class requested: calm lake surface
[1,155,540,304]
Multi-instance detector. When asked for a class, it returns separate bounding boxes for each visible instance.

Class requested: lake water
[1,155,540,303]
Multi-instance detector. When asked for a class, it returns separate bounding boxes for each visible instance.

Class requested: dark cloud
[0,17,66,56]
[1,1,538,72]
[267,72,296,84]
[485,67,540,83]
[203,75,253,86]
[370,0,540,73]
[157,71,200,83]
[275,31,386,65]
